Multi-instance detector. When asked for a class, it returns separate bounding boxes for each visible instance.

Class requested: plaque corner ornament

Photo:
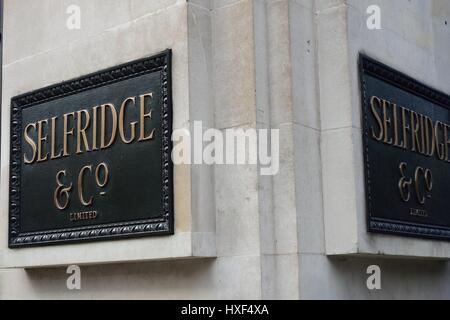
[8,49,174,248]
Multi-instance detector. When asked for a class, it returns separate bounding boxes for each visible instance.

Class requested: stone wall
[0,0,449,299]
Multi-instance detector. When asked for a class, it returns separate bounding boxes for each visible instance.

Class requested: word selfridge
[22,92,156,165]
[370,95,450,162]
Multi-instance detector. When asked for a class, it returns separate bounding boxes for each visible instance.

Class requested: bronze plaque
[9,50,174,247]
[360,54,450,240]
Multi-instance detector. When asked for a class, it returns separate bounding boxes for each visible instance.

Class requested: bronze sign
[9,50,174,247]
[360,54,450,240]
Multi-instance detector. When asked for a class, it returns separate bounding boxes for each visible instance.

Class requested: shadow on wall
[322,256,450,299]
[21,258,217,299]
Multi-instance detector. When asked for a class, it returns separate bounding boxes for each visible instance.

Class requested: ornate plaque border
[360,54,450,241]
[9,50,174,248]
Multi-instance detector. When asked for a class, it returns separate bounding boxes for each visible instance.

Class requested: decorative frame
[9,50,174,247]
[360,54,450,241]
